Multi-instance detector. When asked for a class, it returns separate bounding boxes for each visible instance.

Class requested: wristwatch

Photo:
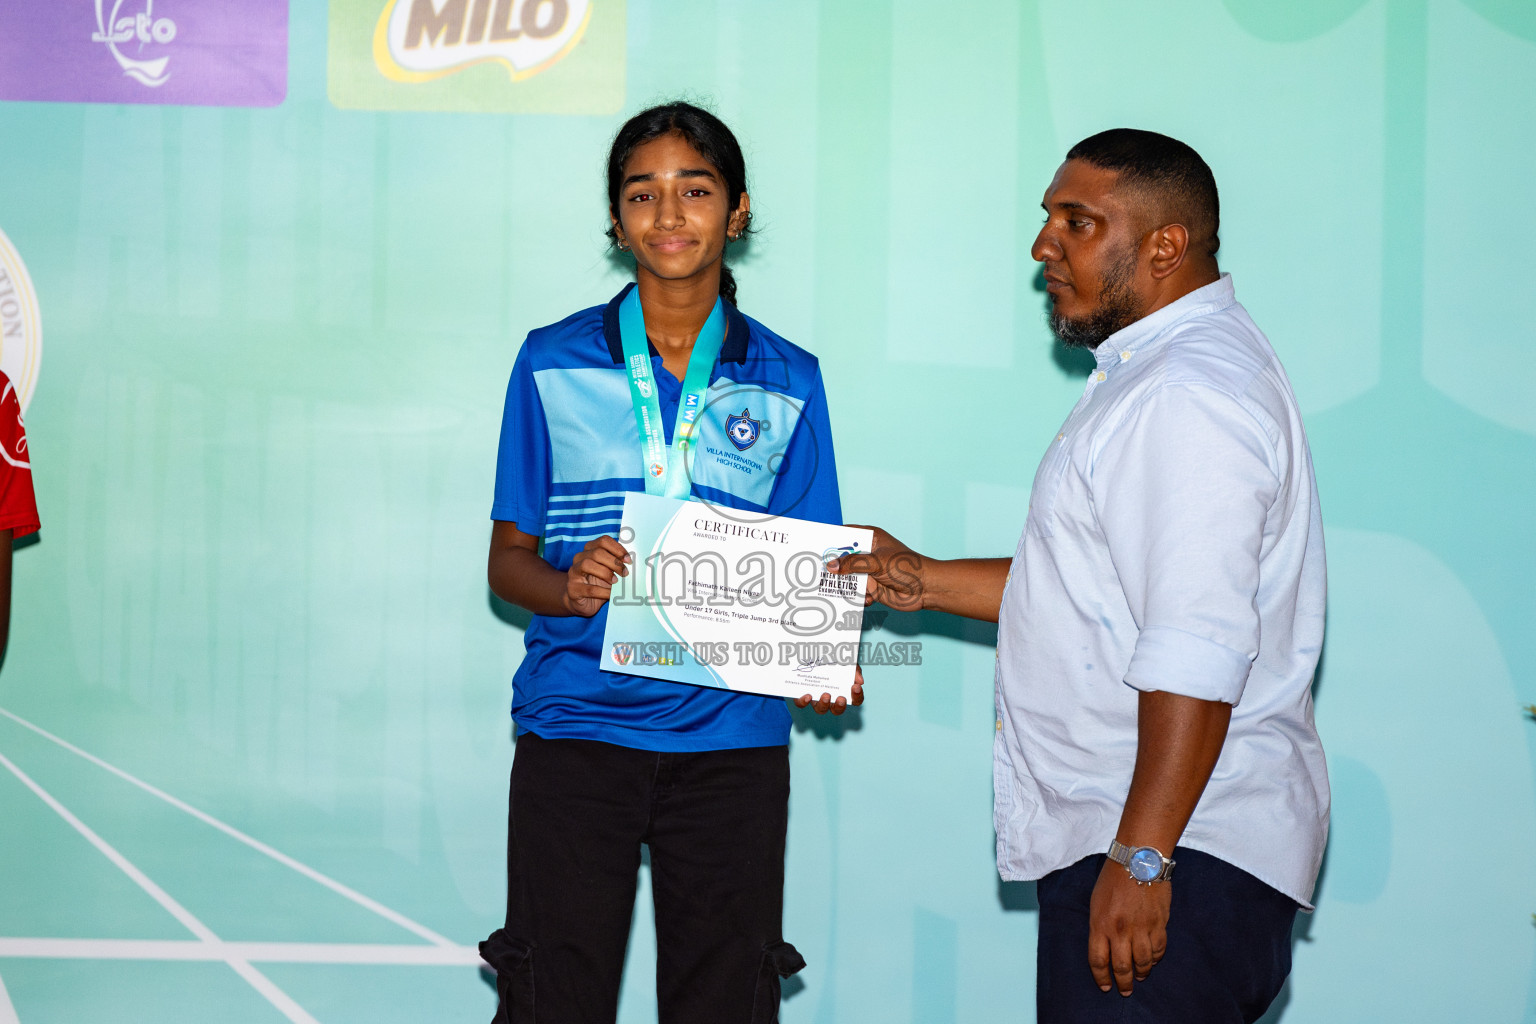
[1107,840,1175,884]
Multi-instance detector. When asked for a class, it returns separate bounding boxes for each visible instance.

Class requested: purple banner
[0,1,287,107]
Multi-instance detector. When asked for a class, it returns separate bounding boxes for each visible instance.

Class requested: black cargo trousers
[480,732,805,1023]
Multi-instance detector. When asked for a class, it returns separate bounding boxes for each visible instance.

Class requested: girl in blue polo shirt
[479,102,853,1024]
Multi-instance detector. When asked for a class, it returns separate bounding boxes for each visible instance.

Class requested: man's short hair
[1066,129,1221,258]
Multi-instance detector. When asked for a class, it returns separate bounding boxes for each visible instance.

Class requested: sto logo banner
[0,1,288,107]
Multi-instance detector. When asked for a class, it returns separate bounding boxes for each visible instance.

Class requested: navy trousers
[480,732,804,1024]
[1036,848,1299,1024]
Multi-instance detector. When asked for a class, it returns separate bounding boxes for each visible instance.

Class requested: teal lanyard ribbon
[619,286,726,499]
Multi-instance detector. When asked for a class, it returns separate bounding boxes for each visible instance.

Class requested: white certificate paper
[600,493,873,701]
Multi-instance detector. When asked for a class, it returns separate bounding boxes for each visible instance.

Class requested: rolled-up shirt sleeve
[1090,383,1280,705]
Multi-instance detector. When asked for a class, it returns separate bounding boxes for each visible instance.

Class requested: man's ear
[1146,223,1189,281]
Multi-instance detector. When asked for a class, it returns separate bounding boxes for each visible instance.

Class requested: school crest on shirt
[725,408,760,451]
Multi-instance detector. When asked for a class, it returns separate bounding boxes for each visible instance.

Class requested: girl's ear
[729,193,752,238]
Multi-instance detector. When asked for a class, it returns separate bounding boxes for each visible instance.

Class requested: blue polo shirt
[492,283,843,751]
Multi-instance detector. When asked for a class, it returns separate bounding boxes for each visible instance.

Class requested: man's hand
[828,527,924,612]
[1087,860,1170,996]
[794,665,865,715]
[1086,689,1229,994]
[829,527,1010,622]
[562,536,631,617]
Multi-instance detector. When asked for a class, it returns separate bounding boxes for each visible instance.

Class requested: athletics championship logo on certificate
[0,228,42,414]
[328,0,624,113]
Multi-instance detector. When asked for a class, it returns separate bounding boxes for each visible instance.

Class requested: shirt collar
[1092,273,1237,372]
[603,282,750,366]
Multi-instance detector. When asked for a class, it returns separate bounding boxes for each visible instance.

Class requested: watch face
[1128,847,1163,882]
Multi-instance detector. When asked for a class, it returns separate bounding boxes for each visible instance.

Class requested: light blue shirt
[994,274,1329,907]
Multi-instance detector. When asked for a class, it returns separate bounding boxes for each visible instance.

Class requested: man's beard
[1048,245,1142,350]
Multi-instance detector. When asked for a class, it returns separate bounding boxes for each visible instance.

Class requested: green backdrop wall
[2,1,1534,1021]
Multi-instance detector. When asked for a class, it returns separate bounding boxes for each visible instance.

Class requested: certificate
[600,492,873,701]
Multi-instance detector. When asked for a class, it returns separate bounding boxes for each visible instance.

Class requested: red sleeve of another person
[0,371,39,539]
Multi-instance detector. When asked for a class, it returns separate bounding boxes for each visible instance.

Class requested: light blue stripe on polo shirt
[533,368,639,485]
[546,515,621,534]
[543,485,631,543]
[545,502,626,523]
[543,527,620,542]
[548,489,630,507]
[544,523,620,543]
[550,478,639,496]
[543,483,623,541]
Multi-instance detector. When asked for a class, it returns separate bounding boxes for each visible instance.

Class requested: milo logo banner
[0,1,288,107]
[328,0,624,113]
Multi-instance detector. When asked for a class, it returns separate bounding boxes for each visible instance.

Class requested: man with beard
[837,130,1328,1022]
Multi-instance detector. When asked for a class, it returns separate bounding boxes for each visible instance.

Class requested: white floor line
[0,707,455,948]
[0,938,484,966]
[0,752,320,1024]
[0,970,19,1024]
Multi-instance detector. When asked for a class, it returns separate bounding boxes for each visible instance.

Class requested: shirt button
[1096,371,1106,382]
[1120,350,1131,361]
[1056,432,1064,441]
[996,719,1003,731]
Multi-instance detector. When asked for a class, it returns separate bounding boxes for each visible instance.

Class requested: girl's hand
[563,536,632,617]
[795,665,865,716]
